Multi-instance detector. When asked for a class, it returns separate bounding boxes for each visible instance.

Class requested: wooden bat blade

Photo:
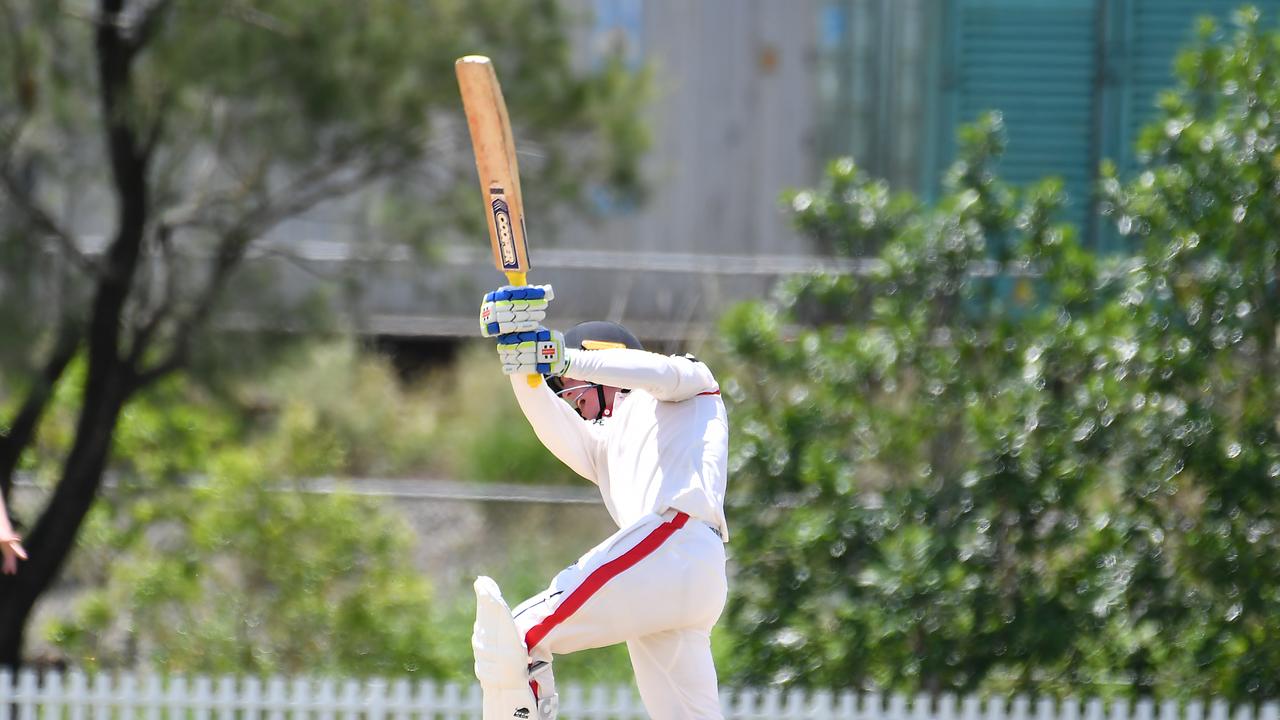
[456,55,531,282]
[457,55,542,388]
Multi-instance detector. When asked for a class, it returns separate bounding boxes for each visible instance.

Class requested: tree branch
[131,151,410,389]
[131,225,250,389]
[0,320,82,501]
[0,0,37,114]
[124,221,177,367]
[123,0,173,58]
[0,153,99,275]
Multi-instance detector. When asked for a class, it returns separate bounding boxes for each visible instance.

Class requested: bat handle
[503,271,543,388]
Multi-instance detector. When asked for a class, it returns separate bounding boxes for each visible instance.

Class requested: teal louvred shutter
[1093,0,1280,251]
[940,0,1100,241]
[1118,0,1280,176]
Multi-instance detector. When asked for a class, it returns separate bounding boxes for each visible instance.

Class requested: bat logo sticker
[490,196,520,269]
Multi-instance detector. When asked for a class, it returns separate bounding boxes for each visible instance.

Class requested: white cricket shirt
[510,348,730,541]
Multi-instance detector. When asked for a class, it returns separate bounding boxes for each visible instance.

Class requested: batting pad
[473,577,530,687]
[473,577,543,719]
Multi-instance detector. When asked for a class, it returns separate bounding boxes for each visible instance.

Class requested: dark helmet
[546,321,643,394]
[564,321,644,353]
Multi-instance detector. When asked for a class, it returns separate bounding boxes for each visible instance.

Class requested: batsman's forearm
[564,349,718,402]
[509,375,605,483]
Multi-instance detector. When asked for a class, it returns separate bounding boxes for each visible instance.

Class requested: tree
[0,0,646,667]
[719,116,1126,694]
[46,372,451,677]
[1095,8,1280,699]
[719,10,1280,701]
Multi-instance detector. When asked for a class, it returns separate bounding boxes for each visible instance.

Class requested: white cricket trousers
[511,510,728,720]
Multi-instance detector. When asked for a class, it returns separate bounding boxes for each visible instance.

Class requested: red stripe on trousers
[524,512,690,652]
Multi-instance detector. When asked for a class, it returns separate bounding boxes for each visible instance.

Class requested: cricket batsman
[471,285,730,720]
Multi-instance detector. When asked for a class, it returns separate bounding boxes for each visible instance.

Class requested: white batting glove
[479,285,555,338]
[496,328,570,377]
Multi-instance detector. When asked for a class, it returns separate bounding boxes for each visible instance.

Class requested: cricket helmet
[546,321,643,394]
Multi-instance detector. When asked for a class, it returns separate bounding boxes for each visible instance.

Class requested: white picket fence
[1,669,1277,720]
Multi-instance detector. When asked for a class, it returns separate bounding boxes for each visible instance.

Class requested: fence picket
[987,694,1008,720]
[339,680,360,720]
[919,693,936,720]
[388,679,410,720]
[836,690,857,720]
[0,670,11,720]
[43,670,67,720]
[782,687,808,719]
[888,690,910,720]
[1111,696,1132,720]
[1210,699,1230,720]
[215,677,236,720]
[68,670,88,720]
[441,681,464,720]
[289,677,311,720]
[192,676,212,720]
[171,676,190,720]
[811,690,835,720]
[1014,695,1032,720]
[146,671,166,720]
[1087,697,1107,720]
[412,680,435,720]
[732,688,759,720]
[1037,695,1058,720]
[364,679,386,720]
[246,676,266,720]
[262,677,283,720]
[1135,698,1155,720]
[15,669,37,720]
[464,682,483,720]
[939,693,960,720]
[90,671,111,720]
[613,683,642,720]
[866,691,886,720]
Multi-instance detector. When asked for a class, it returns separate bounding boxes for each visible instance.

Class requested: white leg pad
[473,576,548,720]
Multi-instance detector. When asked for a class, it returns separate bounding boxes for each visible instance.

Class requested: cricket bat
[455,55,541,387]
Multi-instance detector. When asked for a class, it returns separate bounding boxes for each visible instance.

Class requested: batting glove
[496,328,570,377]
[479,285,555,338]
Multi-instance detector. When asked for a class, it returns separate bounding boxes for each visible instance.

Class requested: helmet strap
[596,384,609,420]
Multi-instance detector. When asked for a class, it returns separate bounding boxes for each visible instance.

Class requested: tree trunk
[0,366,129,668]
[0,0,151,668]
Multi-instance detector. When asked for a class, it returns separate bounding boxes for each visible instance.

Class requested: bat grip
[503,271,543,388]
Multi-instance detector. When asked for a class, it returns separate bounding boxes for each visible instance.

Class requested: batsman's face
[558,381,623,420]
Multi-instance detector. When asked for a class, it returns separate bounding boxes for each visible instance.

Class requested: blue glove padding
[479,285,555,338]
[496,328,570,377]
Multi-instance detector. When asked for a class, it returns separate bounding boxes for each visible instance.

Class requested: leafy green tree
[1094,8,1280,699]
[40,362,447,676]
[0,0,646,667]
[720,117,1123,694]
[719,10,1280,701]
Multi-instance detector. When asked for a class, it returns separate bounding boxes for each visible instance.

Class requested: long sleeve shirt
[510,348,730,541]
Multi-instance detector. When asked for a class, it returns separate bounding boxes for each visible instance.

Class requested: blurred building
[277,0,1273,350]
[52,1,1278,349]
